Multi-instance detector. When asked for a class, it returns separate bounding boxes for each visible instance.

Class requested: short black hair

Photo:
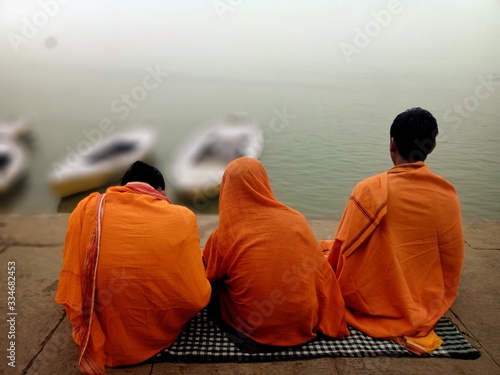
[390,107,438,162]
[121,161,165,190]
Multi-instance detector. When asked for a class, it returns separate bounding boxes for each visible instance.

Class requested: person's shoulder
[73,192,101,212]
[361,171,386,184]
[165,204,200,231]
[353,171,387,191]
[284,204,308,222]
[66,192,102,223]
[423,166,459,193]
[167,203,197,219]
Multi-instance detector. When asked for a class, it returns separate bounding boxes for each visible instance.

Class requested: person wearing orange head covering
[203,157,347,348]
[322,108,464,355]
[56,161,211,374]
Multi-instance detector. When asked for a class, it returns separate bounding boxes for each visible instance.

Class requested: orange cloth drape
[56,183,211,372]
[326,162,464,352]
[203,157,347,346]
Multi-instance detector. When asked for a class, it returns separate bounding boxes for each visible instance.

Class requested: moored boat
[0,117,32,140]
[168,113,263,198]
[0,140,30,195]
[48,126,157,197]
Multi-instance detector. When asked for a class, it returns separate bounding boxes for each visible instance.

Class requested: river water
[0,1,499,218]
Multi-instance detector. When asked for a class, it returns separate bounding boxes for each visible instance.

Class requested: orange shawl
[56,183,211,373]
[326,162,464,353]
[203,157,347,346]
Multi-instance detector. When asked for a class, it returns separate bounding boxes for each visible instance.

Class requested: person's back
[326,108,464,354]
[204,157,347,348]
[56,161,211,373]
[386,163,462,325]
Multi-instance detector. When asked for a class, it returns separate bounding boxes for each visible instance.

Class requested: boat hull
[47,127,156,198]
[168,115,263,199]
[0,141,29,195]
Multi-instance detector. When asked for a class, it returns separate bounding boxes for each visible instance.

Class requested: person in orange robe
[323,108,464,354]
[203,157,347,349]
[55,161,211,374]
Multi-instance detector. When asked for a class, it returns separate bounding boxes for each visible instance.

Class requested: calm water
[0,1,499,219]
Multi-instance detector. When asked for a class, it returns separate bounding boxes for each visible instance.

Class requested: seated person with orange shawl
[56,161,211,374]
[322,108,464,354]
[203,157,347,350]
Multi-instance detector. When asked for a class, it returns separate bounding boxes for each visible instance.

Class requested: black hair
[121,161,165,190]
[390,107,438,162]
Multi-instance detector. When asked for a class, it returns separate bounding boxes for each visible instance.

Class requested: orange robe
[326,162,464,353]
[55,183,211,373]
[203,157,347,346]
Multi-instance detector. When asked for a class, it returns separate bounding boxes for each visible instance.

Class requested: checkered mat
[154,308,480,363]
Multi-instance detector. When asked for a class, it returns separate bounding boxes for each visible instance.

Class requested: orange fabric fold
[203,157,348,346]
[327,162,464,353]
[56,185,211,372]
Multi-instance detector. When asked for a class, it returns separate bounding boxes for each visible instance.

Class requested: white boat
[0,118,31,140]
[48,126,156,197]
[0,140,30,195]
[168,113,263,198]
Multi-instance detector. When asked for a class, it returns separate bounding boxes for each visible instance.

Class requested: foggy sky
[1,1,499,74]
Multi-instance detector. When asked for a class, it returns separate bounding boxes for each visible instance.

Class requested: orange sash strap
[79,193,106,375]
[327,172,388,268]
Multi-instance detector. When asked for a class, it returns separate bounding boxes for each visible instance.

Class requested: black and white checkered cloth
[155,308,480,363]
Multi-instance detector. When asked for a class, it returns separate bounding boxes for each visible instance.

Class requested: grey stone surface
[463,219,500,250]
[0,245,65,374]
[0,214,69,247]
[450,242,500,366]
[152,358,338,375]
[0,215,498,375]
